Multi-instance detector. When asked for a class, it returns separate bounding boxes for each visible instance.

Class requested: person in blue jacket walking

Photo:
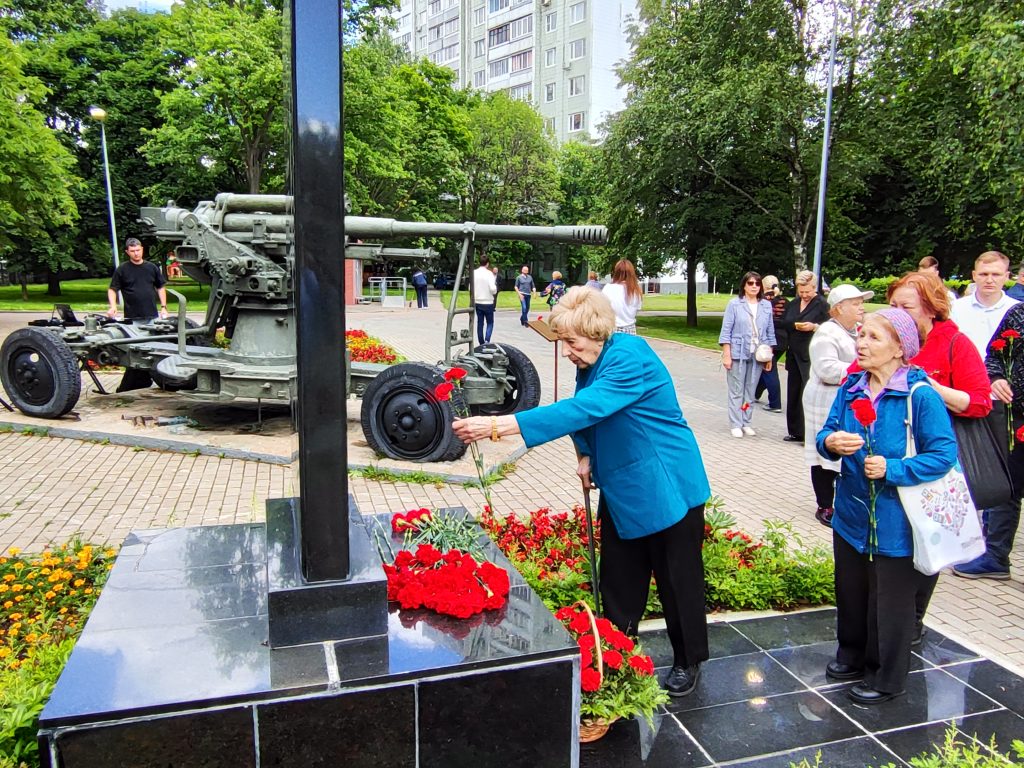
[452,286,712,698]
[816,308,958,704]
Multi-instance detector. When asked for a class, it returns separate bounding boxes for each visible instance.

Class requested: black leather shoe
[815,507,834,528]
[783,435,804,442]
[825,661,863,681]
[911,623,926,647]
[665,664,701,697]
[848,684,904,705]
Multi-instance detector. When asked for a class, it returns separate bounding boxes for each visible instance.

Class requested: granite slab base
[38,513,580,768]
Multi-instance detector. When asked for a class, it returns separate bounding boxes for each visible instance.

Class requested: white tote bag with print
[896,383,985,575]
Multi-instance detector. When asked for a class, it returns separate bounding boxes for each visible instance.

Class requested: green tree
[142,0,286,197]
[554,140,606,282]
[0,37,79,298]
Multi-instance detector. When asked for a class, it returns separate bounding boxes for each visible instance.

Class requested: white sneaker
[730,428,743,438]
[742,427,757,437]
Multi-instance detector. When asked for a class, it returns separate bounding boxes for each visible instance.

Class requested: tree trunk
[792,237,808,277]
[686,253,698,328]
[46,272,62,296]
[19,274,28,302]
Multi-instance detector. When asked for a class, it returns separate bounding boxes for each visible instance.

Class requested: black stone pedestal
[37,512,580,768]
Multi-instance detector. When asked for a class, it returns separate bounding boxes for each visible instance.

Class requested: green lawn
[636,315,725,351]
[0,278,210,312]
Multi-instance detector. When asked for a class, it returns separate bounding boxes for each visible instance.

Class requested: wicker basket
[575,600,618,743]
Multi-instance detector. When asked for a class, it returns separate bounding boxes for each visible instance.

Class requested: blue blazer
[816,368,958,557]
[515,334,711,539]
[718,298,777,360]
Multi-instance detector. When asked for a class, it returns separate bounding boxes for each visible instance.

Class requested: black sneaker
[665,664,701,697]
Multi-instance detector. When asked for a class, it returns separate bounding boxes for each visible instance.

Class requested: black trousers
[599,501,709,669]
[833,535,919,693]
[786,360,809,440]
[810,466,838,509]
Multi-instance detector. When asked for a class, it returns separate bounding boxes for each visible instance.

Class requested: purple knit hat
[875,307,921,361]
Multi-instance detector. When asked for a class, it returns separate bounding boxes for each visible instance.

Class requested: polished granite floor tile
[944,659,1024,715]
[823,669,1001,732]
[579,715,712,768]
[877,720,961,763]
[728,609,837,651]
[662,652,804,713]
[724,736,897,768]
[950,709,1024,753]
[914,633,979,667]
[674,691,862,763]
[640,623,760,668]
[876,710,1024,763]
[770,640,926,689]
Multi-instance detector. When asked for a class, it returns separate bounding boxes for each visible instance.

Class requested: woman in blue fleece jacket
[452,286,712,698]
[816,308,958,704]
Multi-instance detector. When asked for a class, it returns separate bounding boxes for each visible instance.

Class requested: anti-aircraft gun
[0,193,607,462]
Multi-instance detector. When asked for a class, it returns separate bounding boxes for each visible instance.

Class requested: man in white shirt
[950,250,1018,356]
[473,255,498,345]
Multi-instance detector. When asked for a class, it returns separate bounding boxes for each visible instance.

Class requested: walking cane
[582,483,601,617]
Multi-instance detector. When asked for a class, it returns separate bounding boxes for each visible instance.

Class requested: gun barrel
[344,217,608,246]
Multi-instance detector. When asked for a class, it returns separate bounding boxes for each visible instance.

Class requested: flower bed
[481,500,835,616]
[346,329,402,364]
[0,543,116,768]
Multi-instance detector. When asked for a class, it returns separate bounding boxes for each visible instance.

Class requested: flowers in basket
[555,603,667,729]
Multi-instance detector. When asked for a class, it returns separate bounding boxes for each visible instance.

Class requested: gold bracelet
[490,416,500,442]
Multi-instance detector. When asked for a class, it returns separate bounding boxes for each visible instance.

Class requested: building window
[488,23,510,47]
[512,0,530,6]
[544,82,555,102]
[510,14,532,39]
[545,117,556,134]
[474,7,485,25]
[544,12,556,32]
[489,57,509,77]
[568,112,585,132]
[544,47,556,67]
[489,0,510,11]
[570,1,586,24]
[508,83,532,102]
[442,43,459,61]
[510,49,532,72]
[474,39,486,57]
[568,38,586,60]
[474,70,486,87]
[428,23,443,41]
[444,17,459,35]
[428,0,441,14]
[568,75,585,96]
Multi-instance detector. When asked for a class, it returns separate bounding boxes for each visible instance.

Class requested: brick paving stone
[2,305,1024,672]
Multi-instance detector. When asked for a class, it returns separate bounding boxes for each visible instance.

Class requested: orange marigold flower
[45,591,56,600]
[59,607,68,614]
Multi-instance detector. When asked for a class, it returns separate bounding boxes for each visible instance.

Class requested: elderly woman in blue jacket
[452,286,712,698]
[719,272,776,438]
[816,308,958,705]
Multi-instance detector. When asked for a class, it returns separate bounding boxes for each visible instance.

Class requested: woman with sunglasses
[719,272,776,438]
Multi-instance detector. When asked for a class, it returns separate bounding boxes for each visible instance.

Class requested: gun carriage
[0,194,607,461]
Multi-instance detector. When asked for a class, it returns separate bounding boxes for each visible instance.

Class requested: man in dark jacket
[780,270,830,442]
[755,275,787,412]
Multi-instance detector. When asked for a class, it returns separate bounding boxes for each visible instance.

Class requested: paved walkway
[1,304,1023,674]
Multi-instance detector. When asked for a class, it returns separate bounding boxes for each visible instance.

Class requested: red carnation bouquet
[850,396,879,556]
[990,328,1020,451]
[555,603,667,728]
[383,543,510,619]
[434,365,494,513]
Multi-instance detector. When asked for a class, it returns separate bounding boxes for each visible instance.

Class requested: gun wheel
[360,362,467,462]
[0,327,81,418]
[470,343,541,417]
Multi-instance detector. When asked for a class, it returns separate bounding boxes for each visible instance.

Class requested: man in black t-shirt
[107,238,168,321]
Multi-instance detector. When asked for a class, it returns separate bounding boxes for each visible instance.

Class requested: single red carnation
[595,617,614,637]
[850,398,876,428]
[581,667,602,692]
[415,543,443,567]
[991,339,1007,352]
[434,382,454,401]
[555,606,576,622]
[444,367,468,381]
[1002,329,1021,340]
[628,654,655,676]
[580,646,593,668]
[1016,425,1024,443]
[569,612,592,634]
[603,649,623,670]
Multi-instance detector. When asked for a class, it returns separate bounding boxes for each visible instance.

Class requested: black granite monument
[36,2,580,765]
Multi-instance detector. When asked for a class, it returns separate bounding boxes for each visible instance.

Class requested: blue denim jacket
[718,298,777,360]
[816,368,958,557]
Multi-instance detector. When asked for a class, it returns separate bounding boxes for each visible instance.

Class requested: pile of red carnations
[391,508,431,534]
[480,505,596,577]
[554,603,665,728]
[383,543,510,619]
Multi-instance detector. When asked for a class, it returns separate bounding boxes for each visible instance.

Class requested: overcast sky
[103,0,175,13]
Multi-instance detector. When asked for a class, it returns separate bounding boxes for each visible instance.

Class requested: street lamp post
[89,107,120,274]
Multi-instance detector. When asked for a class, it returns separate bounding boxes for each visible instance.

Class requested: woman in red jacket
[886,270,992,642]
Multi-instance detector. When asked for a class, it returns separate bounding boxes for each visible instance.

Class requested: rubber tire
[0,327,81,418]
[360,361,468,462]
[470,343,542,417]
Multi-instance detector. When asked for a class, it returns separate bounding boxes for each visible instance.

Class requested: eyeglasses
[746,280,761,286]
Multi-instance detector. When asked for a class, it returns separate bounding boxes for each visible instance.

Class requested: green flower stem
[865,427,877,560]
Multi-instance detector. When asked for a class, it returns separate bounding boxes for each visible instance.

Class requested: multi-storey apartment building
[388,0,638,143]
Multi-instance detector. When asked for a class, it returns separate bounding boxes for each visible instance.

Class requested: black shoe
[665,664,701,697]
[825,661,863,681]
[815,507,834,528]
[763,405,782,412]
[783,435,804,442]
[848,683,904,705]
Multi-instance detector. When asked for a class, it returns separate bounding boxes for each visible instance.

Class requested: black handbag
[952,408,1013,509]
